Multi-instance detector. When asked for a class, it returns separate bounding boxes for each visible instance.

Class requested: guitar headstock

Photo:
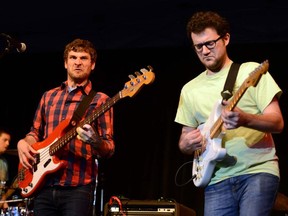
[247,60,269,87]
[121,65,155,98]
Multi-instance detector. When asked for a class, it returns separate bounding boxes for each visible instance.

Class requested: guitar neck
[209,85,248,139]
[49,92,121,155]
[209,61,268,139]
[47,67,155,156]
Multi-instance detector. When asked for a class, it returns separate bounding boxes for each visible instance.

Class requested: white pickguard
[21,138,61,197]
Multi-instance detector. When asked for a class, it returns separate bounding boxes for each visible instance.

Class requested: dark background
[1,1,288,215]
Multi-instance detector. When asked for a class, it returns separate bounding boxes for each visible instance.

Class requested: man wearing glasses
[174,11,284,216]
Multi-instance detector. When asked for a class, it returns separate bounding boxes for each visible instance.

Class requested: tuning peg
[140,68,148,73]
[140,65,153,73]
[147,65,153,71]
[135,71,141,76]
[128,74,135,80]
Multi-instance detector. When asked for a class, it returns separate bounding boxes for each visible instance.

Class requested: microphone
[0,33,26,53]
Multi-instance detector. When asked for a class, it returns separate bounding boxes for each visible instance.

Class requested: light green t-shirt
[175,61,282,185]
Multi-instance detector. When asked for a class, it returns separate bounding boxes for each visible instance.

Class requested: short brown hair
[63,38,97,63]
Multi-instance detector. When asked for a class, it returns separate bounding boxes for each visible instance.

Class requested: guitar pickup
[44,159,51,168]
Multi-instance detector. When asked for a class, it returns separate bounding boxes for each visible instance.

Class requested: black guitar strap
[221,62,241,104]
[70,89,97,127]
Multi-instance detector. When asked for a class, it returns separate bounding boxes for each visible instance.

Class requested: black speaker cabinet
[104,199,196,216]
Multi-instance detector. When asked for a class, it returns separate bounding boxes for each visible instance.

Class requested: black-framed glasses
[193,35,224,52]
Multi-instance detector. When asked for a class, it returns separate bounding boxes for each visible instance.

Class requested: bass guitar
[18,66,155,197]
[192,60,269,187]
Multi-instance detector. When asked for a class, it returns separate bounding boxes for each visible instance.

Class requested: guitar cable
[108,196,126,216]
[174,160,196,187]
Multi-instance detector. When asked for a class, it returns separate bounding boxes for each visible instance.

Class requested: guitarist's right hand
[17,137,38,169]
[179,126,203,155]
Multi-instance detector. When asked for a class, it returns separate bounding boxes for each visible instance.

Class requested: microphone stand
[0,33,12,59]
[99,172,105,216]
[0,45,10,59]
[93,159,98,216]
[93,158,105,216]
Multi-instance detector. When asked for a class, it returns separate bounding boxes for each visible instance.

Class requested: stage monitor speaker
[104,198,196,216]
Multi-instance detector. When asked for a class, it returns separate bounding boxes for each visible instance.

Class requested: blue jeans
[204,173,279,216]
[33,184,95,216]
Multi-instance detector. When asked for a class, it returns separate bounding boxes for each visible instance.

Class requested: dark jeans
[33,184,95,216]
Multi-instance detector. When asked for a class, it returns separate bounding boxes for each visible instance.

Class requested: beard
[202,56,226,73]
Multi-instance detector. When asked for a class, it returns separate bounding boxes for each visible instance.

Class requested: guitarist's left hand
[221,101,245,130]
[76,124,102,148]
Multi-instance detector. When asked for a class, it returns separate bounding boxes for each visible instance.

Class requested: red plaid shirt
[27,81,114,187]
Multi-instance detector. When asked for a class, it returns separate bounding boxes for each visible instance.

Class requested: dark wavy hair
[186,11,230,39]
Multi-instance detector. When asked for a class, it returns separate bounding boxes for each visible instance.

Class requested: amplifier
[104,198,196,216]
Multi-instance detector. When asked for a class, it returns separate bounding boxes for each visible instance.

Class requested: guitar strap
[221,62,241,104]
[70,89,97,127]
